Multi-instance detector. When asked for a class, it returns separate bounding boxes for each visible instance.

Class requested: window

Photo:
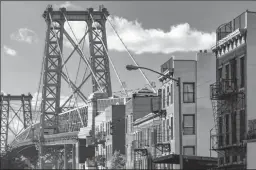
[240,57,245,88]
[183,83,195,103]
[162,88,166,108]
[171,117,173,140]
[218,67,222,81]
[183,146,195,156]
[225,64,230,79]
[231,59,237,80]
[167,87,170,106]
[183,115,195,135]
[130,115,134,132]
[231,112,237,144]
[125,116,128,133]
[240,110,245,141]
[171,84,173,104]
[225,114,230,145]
[166,119,170,141]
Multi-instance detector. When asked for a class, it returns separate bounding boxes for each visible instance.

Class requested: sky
[1,1,256,141]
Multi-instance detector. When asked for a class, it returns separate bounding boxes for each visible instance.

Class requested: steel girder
[88,8,112,97]
[0,94,32,156]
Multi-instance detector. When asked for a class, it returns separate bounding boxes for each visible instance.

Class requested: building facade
[210,11,256,169]
[125,88,158,169]
[126,54,217,169]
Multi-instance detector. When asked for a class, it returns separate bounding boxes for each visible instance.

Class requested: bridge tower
[39,5,112,168]
[0,94,33,156]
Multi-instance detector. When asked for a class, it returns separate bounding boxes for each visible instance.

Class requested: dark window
[218,67,222,81]
[171,84,173,104]
[167,119,170,141]
[183,83,195,103]
[171,117,173,140]
[167,87,170,106]
[162,88,166,108]
[231,59,237,80]
[225,114,230,145]
[183,146,195,155]
[240,57,245,88]
[240,110,245,141]
[232,112,237,144]
[183,115,195,135]
[163,120,165,142]
[225,64,230,79]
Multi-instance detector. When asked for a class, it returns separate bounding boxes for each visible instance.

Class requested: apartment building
[79,92,128,169]
[125,88,158,169]
[210,11,256,169]
[128,54,217,170]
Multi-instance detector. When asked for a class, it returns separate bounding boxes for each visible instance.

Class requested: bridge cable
[49,13,85,127]
[72,35,89,109]
[68,25,89,109]
[61,12,104,94]
[15,31,47,141]
[89,13,128,97]
[104,14,156,93]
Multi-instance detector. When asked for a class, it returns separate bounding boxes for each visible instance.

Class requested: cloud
[3,45,17,56]
[53,1,82,10]
[63,16,216,54]
[10,28,38,44]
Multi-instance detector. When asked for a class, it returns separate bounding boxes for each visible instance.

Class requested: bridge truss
[0,94,32,156]
[2,4,157,169]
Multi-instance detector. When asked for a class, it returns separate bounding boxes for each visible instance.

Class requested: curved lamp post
[126,64,183,169]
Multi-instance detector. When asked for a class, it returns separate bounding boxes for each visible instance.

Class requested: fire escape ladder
[154,123,170,156]
[210,78,246,168]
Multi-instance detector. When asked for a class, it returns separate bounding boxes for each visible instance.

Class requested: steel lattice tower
[0,94,33,156]
[39,6,112,168]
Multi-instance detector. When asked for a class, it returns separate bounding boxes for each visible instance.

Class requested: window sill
[183,102,195,104]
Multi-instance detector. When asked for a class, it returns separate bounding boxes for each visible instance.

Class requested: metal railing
[210,79,237,100]
[217,12,246,41]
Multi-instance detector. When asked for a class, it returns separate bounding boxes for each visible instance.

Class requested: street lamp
[126,64,183,169]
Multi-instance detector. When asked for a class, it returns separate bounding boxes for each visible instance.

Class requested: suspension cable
[33,40,46,124]
[72,35,89,108]
[49,14,85,127]
[89,13,128,97]
[68,25,88,108]
[104,15,156,93]
[61,12,104,93]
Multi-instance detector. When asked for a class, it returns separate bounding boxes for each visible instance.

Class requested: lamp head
[126,65,139,70]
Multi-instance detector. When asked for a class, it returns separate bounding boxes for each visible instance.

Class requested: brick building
[210,10,256,169]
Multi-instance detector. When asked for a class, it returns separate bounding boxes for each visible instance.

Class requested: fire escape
[151,89,171,158]
[132,136,148,169]
[210,77,246,169]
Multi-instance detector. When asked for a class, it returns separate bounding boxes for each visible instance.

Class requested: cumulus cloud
[3,45,17,56]
[63,16,216,54]
[10,28,38,44]
[53,1,82,10]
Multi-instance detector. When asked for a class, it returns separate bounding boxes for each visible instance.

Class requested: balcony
[132,140,149,150]
[95,131,106,144]
[210,79,237,100]
[132,140,148,156]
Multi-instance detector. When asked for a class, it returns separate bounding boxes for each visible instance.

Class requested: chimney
[204,49,207,53]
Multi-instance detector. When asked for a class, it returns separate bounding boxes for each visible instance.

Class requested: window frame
[183,146,195,156]
[240,56,245,88]
[183,114,195,135]
[183,82,195,103]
